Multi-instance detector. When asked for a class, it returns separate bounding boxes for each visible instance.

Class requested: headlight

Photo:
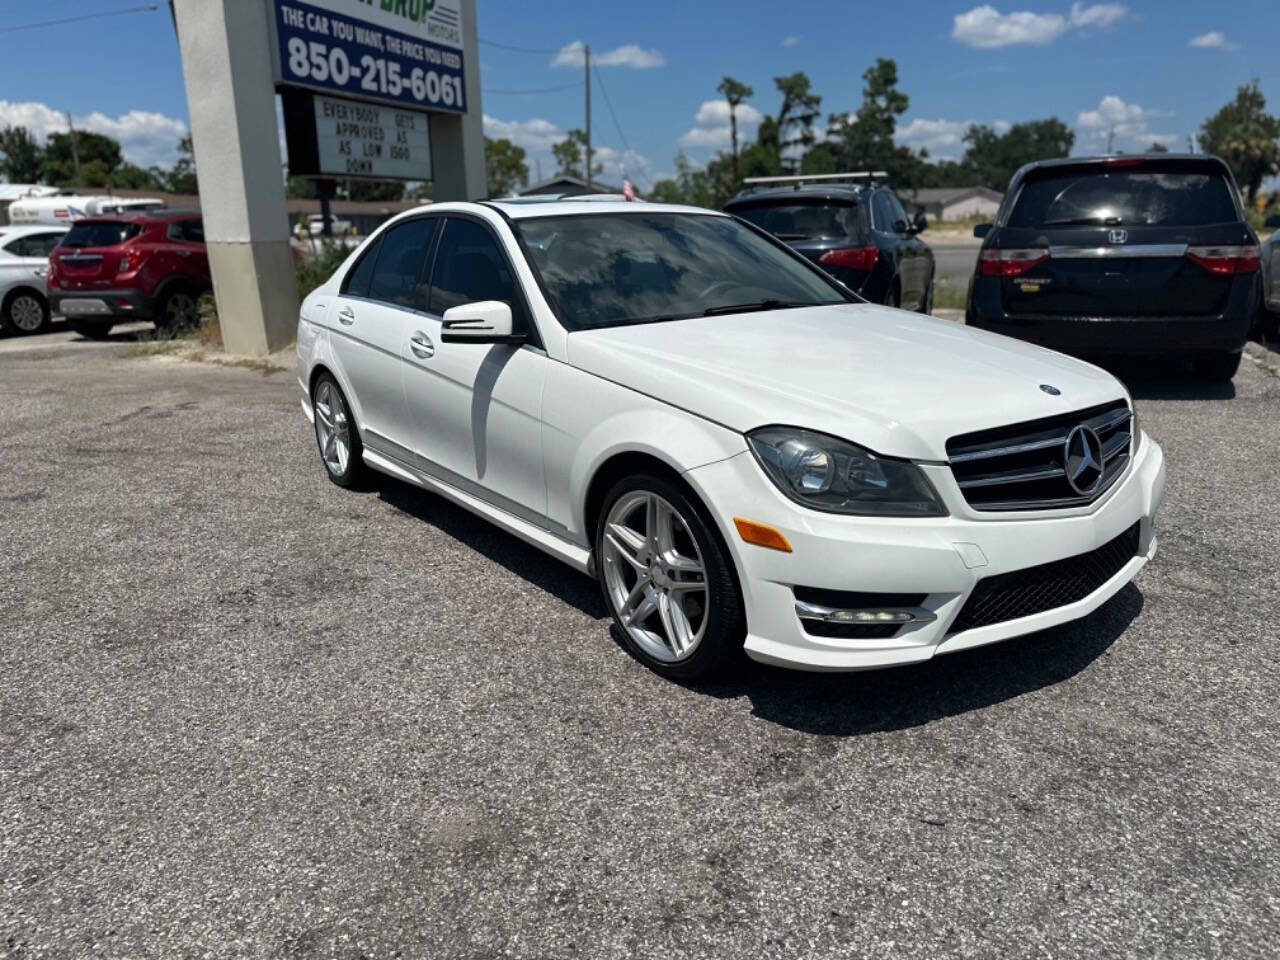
[747,426,947,517]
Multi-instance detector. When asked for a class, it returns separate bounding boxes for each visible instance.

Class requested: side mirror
[912,212,928,233]
[440,301,525,344]
[1265,214,1280,229]
[892,219,909,235]
[973,222,992,239]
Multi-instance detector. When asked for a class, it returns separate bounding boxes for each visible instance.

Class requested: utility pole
[584,43,592,190]
[65,112,82,186]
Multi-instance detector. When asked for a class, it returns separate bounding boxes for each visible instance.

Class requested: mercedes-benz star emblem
[1040,384,1061,396]
[1063,425,1105,495]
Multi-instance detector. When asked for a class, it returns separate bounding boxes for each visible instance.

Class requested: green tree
[1199,79,1280,204]
[345,180,405,202]
[648,151,716,208]
[717,76,754,180]
[166,135,198,194]
[961,118,1074,191]
[1146,141,1170,154]
[108,163,164,190]
[552,129,600,180]
[0,126,44,183]
[43,130,123,187]
[485,136,529,196]
[828,58,923,186]
[773,72,822,171]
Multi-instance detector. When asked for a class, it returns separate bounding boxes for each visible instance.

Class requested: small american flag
[622,180,635,202]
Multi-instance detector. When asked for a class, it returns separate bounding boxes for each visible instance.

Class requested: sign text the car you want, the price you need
[271,0,466,114]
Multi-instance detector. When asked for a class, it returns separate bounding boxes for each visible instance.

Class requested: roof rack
[740,171,889,189]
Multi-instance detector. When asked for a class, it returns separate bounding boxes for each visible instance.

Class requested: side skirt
[362,448,594,576]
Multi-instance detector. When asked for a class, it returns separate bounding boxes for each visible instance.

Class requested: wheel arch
[2,284,48,310]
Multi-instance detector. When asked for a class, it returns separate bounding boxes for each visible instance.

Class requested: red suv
[47,210,211,339]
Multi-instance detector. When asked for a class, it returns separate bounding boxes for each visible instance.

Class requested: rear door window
[1008,167,1238,227]
[343,237,381,298]
[872,192,896,231]
[167,219,205,244]
[366,217,438,309]
[428,218,530,333]
[730,201,858,239]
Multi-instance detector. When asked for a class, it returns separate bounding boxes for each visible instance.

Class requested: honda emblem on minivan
[1108,229,1127,244]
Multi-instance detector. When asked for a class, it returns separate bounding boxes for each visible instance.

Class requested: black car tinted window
[342,237,381,298]
[729,200,859,239]
[1008,167,1238,227]
[872,192,895,231]
[886,192,909,229]
[429,218,528,332]
[367,217,438,309]
[60,222,142,248]
[166,219,204,243]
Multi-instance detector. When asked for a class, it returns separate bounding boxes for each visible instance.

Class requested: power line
[0,4,158,34]
[478,37,559,55]
[483,81,583,95]
[592,63,631,154]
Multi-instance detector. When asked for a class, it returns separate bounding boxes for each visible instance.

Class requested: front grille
[948,522,1140,634]
[947,400,1133,511]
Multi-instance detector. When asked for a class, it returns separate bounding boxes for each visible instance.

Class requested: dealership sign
[271,0,466,114]
[284,92,432,180]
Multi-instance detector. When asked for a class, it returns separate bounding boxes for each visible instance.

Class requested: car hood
[565,303,1127,461]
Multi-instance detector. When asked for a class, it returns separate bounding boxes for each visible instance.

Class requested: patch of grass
[123,339,185,359]
[932,286,969,311]
[188,352,287,376]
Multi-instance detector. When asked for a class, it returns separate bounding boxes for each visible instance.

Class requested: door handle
[409,331,435,359]
[337,306,355,326]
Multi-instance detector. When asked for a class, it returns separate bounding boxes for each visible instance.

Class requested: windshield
[1008,167,1238,228]
[60,222,142,248]
[728,200,860,239]
[514,212,850,330]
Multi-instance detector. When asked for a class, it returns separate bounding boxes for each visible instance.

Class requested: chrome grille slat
[947,399,1133,512]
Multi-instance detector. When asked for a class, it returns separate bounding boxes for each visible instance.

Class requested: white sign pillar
[171,0,299,356]
[429,0,485,201]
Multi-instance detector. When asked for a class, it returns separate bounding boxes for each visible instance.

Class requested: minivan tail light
[979,248,1050,277]
[819,246,879,272]
[1185,244,1260,275]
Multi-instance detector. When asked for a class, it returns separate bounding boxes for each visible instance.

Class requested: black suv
[724,174,935,311]
[966,154,1260,381]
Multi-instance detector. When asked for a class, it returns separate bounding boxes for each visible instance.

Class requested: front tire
[1,291,51,336]
[595,473,744,680]
[1192,351,1241,382]
[312,374,365,487]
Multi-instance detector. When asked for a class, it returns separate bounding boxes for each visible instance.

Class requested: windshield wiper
[702,299,811,317]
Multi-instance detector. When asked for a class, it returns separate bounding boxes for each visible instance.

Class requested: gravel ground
[1,339,1278,959]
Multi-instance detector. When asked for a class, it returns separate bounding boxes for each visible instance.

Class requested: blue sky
[1,0,1278,189]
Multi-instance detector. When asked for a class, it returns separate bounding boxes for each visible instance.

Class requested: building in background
[905,186,1004,222]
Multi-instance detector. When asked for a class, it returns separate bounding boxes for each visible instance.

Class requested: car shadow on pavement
[1092,356,1236,401]
[372,477,607,619]
[686,584,1144,737]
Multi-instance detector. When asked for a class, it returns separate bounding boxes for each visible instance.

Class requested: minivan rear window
[729,200,859,239]
[1007,167,1238,228]
[60,222,142,248]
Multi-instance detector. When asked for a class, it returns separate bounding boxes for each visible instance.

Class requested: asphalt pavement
[1,331,1278,958]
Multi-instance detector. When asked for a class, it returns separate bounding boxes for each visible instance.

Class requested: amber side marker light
[734,517,793,553]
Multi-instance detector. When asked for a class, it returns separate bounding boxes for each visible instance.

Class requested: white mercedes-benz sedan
[296,199,1165,679]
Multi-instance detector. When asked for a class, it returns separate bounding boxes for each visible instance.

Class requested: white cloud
[1076,95,1175,150]
[952,3,1126,48]
[0,99,187,169]
[993,119,1012,134]
[1189,31,1237,50]
[679,99,764,148]
[896,118,969,153]
[482,114,563,152]
[782,35,799,47]
[482,113,658,190]
[551,40,665,69]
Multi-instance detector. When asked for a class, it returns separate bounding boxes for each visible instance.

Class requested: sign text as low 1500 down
[287,37,463,109]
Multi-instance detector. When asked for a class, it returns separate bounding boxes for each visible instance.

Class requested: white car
[0,224,67,335]
[296,201,1165,679]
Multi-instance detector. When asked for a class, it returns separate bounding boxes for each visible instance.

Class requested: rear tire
[1,290,51,336]
[885,281,901,309]
[595,472,745,681]
[68,319,115,340]
[312,374,365,488]
[1192,351,1242,382]
[918,279,934,315]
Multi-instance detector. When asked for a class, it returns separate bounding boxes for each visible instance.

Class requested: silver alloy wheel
[602,490,709,662]
[313,381,351,476]
[9,294,45,332]
[165,292,198,326]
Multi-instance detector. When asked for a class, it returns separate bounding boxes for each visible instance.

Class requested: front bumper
[684,435,1165,671]
[49,288,153,320]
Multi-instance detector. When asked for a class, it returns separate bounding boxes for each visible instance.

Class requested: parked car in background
[1257,216,1280,339]
[724,173,935,311]
[297,199,1163,681]
[966,154,1259,381]
[306,213,353,237]
[47,211,210,339]
[0,225,68,335]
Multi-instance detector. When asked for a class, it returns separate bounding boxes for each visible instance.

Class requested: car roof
[0,224,70,237]
[724,184,871,207]
[73,208,200,225]
[385,199,727,221]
